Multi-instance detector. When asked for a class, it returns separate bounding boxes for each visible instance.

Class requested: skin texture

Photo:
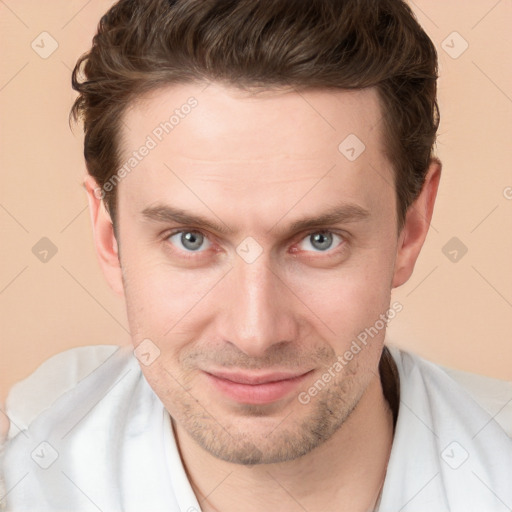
[84,82,440,511]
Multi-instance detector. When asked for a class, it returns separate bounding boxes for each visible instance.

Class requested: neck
[174,370,394,512]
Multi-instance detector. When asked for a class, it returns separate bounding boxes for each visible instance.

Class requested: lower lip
[204,372,311,405]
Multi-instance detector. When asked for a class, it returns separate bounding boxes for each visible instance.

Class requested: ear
[83,175,124,296]
[392,158,442,288]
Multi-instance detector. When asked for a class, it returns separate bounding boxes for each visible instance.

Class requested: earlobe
[83,175,125,297]
[392,158,442,288]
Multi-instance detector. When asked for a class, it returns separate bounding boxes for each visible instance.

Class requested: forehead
[117,82,394,230]
[121,82,384,162]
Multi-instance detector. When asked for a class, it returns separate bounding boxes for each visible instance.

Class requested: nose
[218,253,299,358]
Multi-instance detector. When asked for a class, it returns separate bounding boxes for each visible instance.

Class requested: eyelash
[162,228,347,260]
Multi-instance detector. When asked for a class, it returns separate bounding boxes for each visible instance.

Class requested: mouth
[203,369,313,405]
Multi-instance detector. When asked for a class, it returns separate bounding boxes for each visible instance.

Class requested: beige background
[1,0,511,403]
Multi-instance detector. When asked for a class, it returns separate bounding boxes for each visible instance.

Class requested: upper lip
[204,370,311,385]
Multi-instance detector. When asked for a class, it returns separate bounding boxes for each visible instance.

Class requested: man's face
[115,82,400,464]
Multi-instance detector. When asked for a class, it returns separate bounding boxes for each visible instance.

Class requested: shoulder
[440,364,512,437]
[5,345,126,439]
[387,345,512,438]
[2,345,169,511]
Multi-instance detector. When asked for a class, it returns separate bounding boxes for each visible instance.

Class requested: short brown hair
[71,0,439,232]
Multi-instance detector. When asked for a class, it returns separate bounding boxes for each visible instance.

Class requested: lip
[203,369,312,405]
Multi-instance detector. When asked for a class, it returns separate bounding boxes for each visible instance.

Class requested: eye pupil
[310,232,333,251]
[174,231,338,254]
[181,231,203,251]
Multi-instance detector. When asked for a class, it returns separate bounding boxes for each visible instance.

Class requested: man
[2,0,511,511]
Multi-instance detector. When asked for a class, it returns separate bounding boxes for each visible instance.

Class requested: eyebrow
[141,202,370,237]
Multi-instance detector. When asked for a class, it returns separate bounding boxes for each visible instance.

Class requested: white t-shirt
[2,344,511,512]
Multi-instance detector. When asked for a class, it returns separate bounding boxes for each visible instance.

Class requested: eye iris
[310,232,333,251]
[181,231,203,251]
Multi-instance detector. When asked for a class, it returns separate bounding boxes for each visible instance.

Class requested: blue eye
[298,231,343,252]
[165,229,344,257]
[168,231,211,252]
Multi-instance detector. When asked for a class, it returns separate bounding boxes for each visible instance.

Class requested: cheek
[121,249,222,340]
[121,225,396,349]
[284,250,394,344]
